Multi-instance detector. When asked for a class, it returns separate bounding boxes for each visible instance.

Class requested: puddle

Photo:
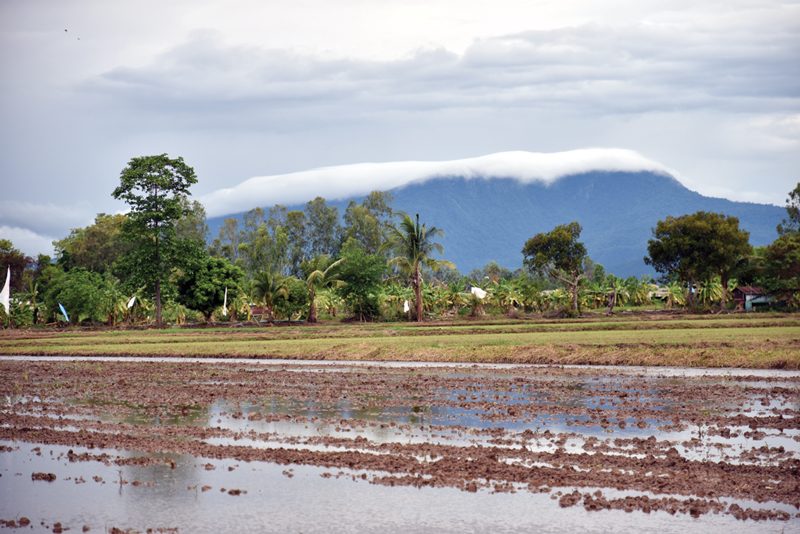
[1,442,795,533]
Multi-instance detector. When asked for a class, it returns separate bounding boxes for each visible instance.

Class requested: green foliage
[522,222,588,314]
[252,270,289,321]
[777,182,800,236]
[302,255,345,322]
[176,255,245,320]
[210,218,241,263]
[274,276,309,320]
[305,197,341,258]
[112,154,199,325]
[54,214,130,273]
[175,197,209,244]
[238,207,290,277]
[337,238,386,321]
[761,233,800,306]
[343,191,394,255]
[42,268,112,324]
[0,239,33,293]
[645,211,751,308]
[385,213,453,321]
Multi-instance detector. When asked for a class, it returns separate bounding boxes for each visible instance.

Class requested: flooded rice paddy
[1,358,798,532]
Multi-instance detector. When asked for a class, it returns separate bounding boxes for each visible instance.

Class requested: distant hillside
[208,170,783,278]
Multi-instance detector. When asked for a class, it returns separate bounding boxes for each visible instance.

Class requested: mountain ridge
[208,170,783,277]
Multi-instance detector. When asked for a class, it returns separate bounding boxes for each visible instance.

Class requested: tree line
[1,155,797,327]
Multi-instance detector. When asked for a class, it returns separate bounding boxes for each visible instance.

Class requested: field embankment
[1,314,799,369]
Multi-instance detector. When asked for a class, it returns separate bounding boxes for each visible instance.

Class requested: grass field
[1,313,798,368]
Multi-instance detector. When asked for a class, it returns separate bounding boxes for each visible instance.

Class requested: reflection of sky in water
[1,441,796,534]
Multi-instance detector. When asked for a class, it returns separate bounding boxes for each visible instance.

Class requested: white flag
[0,267,9,315]
[222,287,228,316]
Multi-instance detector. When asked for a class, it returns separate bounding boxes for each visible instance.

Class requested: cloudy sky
[1,0,798,255]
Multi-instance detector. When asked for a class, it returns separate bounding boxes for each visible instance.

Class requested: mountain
[204,152,784,277]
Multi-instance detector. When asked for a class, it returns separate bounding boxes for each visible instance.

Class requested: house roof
[734,286,765,296]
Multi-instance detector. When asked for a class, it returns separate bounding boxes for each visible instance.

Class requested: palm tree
[384,213,453,322]
[252,270,288,321]
[303,255,345,323]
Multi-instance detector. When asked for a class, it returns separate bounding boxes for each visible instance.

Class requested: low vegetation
[1,314,797,369]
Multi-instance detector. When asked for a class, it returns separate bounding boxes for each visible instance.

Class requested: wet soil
[1,359,798,531]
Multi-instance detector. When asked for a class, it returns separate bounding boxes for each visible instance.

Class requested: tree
[304,197,341,257]
[42,268,111,324]
[210,218,241,263]
[112,154,198,326]
[777,182,800,236]
[0,239,32,293]
[645,212,751,309]
[385,213,453,322]
[176,254,245,320]
[522,222,588,315]
[285,210,307,277]
[175,197,209,244]
[54,214,131,274]
[336,238,386,321]
[252,270,289,321]
[343,191,394,254]
[762,233,800,307]
[302,255,344,323]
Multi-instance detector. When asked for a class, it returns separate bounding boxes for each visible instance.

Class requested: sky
[1,0,798,256]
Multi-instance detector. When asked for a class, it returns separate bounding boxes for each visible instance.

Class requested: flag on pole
[127,295,136,309]
[0,267,10,315]
[58,303,70,323]
[222,287,228,316]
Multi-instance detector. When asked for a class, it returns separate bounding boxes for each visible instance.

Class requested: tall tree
[645,211,751,309]
[210,217,241,262]
[175,197,209,244]
[304,197,341,257]
[777,182,800,236]
[522,222,588,315]
[762,233,800,307]
[112,154,198,326]
[343,191,394,254]
[385,213,453,322]
[285,210,307,277]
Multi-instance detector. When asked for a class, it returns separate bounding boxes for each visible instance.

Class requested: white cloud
[201,148,675,217]
[0,201,95,237]
[0,226,55,257]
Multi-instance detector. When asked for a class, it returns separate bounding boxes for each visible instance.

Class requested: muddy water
[1,359,798,532]
[0,442,793,533]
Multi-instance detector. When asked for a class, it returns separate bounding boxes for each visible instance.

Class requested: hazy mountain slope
[208,170,783,277]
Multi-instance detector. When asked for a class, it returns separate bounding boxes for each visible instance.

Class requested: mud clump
[31,472,56,482]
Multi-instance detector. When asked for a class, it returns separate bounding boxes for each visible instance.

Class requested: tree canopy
[385,212,452,321]
[112,154,198,325]
[522,222,588,314]
[645,211,751,307]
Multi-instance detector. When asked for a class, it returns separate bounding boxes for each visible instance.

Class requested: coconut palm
[303,255,345,323]
[252,270,288,321]
[384,213,454,322]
